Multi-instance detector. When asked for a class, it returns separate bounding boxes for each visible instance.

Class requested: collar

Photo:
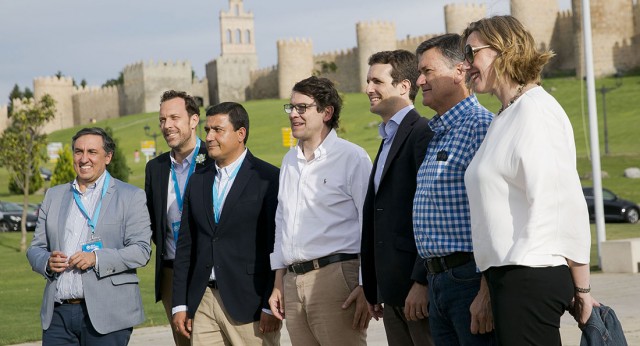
[296,128,338,162]
[72,170,108,195]
[428,94,479,134]
[215,149,247,178]
[378,104,414,139]
[169,144,197,167]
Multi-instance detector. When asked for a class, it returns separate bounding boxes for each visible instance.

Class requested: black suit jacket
[144,141,212,302]
[172,150,279,323]
[361,109,434,307]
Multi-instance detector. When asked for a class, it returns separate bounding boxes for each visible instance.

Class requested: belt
[55,299,85,306]
[288,253,358,275]
[425,252,474,274]
[207,281,218,289]
[162,259,174,269]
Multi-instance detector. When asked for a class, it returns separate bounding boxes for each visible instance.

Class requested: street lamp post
[143,124,160,157]
[599,73,623,155]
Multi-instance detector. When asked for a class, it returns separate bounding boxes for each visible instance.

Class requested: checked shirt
[413,95,493,258]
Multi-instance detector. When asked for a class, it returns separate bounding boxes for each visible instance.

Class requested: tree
[9,167,43,194]
[50,144,75,186]
[104,126,130,182]
[103,71,124,88]
[0,95,56,251]
[8,84,23,115]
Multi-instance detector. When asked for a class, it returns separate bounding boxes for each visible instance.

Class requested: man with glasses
[360,50,434,346]
[412,34,496,345]
[269,76,372,345]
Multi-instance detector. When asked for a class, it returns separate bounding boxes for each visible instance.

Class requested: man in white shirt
[269,76,373,345]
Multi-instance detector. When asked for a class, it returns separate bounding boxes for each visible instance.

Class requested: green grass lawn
[0,75,638,344]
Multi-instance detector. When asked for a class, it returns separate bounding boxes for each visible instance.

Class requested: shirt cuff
[172,305,188,316]
[262,308,273,315]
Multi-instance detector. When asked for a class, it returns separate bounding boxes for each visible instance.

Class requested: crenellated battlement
[356,20,396,30]
[73,85,120,95]
[251,65,277,78]
[33,76,73,87]
[314,47,357,62]
[397,34,441,51]
[558,9,573,19]
[444,2,486,34]
[277,38,313,48]
[444,2,485,11]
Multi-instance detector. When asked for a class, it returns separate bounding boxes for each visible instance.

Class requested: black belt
[55,299,85,306]
[425,252,474,274]
[162,260,174,269]
[288,253,358,275]
[207,281,218,289]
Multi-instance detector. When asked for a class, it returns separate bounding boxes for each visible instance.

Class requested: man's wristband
[575,286,591,293]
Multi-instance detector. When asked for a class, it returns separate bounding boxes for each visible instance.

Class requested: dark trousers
[485,265,574,346]
[43,303,132,346]
[383,304,434,346]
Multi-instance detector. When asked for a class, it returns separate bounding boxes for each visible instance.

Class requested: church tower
[206,0,258,104]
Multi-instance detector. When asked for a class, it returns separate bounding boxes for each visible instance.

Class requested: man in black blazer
[144,90,212,346]
[172,102,281,345]
[361,50,434,345]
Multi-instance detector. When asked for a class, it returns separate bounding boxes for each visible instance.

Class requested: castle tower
[206,0,258,103]
[0,104,8,133]
[356,21,397,92]
[511,0,559,51]
[444,3,486,35]
[277,38,314,99]
[33,76,74,134]
[571,0,635,76]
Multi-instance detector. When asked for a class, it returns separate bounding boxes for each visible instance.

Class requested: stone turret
[33,76,74,134]
[0,104,8,133]
[571,0,635,76]
[356,21,396,92]
[444,3,486,34]
[511,0,559,51]
[207,0,258,104]
[277,38,314,99]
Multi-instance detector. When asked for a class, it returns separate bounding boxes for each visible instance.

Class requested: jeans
[427,259,496,346]
[580,304,628,346]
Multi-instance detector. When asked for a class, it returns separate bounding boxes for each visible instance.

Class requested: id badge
[82,237,103,252]
[172,221,181,244]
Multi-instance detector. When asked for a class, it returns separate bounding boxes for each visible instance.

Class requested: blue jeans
[580,304,628,346]
[427,259,496,346]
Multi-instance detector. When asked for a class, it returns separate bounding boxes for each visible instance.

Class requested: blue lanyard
[170,138,201,212]
[212,159,243,223]
[73,172,111,234]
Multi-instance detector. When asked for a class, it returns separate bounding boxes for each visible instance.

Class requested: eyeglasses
[283,103,317,115]
[464,44,491,64]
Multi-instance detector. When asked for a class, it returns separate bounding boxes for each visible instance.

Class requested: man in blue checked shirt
[412,34,496,345]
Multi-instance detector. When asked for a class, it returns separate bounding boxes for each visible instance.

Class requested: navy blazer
[361,108,434,306]
[144,141,212,302]
[172,150,279,323]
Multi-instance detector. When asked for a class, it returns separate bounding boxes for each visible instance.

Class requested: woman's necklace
[497,84,525,116]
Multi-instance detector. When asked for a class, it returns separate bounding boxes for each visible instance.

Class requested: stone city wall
[72,85,121,125]
[444,3,486,34]
[277,38,314,99]
[0,104,7,133]
[313,48,360,93]
[33,76,74,134]
[248,65,278,100]
[356,21,397,92]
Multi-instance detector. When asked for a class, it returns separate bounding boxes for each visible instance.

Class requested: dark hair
[462,15,554,86]
[160,90,200,117]
[368,50,420,102]
[416,33,465,68]
[72,127,116,155]
[292,76,341,129]
[206,102,250,144]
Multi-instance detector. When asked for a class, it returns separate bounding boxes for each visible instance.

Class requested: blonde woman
[461,15,598,344]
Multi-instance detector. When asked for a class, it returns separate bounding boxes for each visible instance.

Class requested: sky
[0,0,571,104]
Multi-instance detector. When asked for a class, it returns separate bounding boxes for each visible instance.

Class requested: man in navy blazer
[27,127,152,345]
[172,102,281,345]
[144,90,212,346]
[361,50,434,345]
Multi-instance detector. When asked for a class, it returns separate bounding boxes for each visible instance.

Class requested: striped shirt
[412,95,493,258]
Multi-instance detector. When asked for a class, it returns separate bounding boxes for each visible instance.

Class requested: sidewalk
[14,273,639,346]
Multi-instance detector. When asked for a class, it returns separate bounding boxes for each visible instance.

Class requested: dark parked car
[0,201,38,232]
[582,187,639,224]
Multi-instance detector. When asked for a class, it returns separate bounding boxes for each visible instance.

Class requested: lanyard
[73,172,111,234]
[170,138,201,212]
[212,159,243,223]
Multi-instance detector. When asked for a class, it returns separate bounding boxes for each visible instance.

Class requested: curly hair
[462,15,554,86]
[292,76,342,129]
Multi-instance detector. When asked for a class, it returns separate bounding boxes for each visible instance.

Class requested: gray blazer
[27,175,152,334]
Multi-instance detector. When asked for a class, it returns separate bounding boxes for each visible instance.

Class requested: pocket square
[436,150,448,161]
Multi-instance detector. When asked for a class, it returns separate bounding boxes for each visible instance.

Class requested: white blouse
[465,86,591,271]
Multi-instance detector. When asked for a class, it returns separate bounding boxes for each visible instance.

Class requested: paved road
[14,273,639,346]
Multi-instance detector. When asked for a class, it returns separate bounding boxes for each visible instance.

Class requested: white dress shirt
[465,87,591,271]
[270,129,372,269]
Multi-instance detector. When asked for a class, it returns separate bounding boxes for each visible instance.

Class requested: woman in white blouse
[461,15,598,345]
